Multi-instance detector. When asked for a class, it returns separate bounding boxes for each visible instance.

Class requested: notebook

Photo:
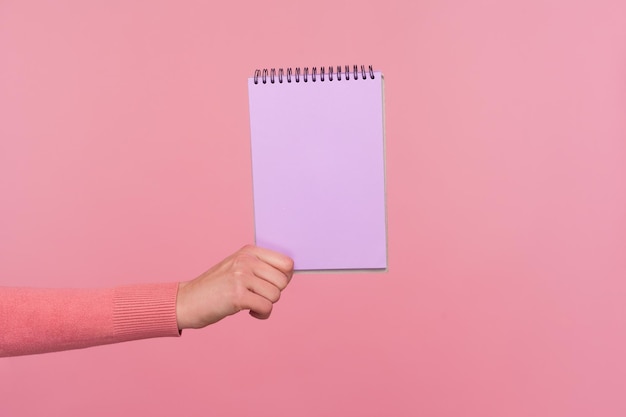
[248,65,387,271]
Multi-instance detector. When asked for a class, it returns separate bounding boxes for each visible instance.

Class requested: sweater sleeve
[0,282,181,357]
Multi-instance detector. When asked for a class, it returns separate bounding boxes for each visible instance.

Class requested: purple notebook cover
[248,68,387,271]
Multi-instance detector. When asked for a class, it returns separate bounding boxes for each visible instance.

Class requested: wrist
[175,281,189,331]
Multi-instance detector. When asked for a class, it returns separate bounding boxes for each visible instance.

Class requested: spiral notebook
[248,65,387,271]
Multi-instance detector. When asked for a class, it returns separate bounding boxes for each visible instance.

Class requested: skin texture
[175,245,294,330]
[0,245,293,357]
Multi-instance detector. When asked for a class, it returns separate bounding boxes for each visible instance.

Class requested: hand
[175,245,294,330]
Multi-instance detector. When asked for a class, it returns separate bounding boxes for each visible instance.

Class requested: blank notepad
[248,65,387,271]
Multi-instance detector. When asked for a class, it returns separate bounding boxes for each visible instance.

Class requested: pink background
[1,1,625,416]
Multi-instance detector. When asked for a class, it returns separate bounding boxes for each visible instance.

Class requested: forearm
[1,246,294,357]
[0,282,180,357]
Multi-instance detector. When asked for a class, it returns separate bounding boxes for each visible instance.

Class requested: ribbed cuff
[112,282,181,340]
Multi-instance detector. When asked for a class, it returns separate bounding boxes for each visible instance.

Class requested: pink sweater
[0,282,181,357]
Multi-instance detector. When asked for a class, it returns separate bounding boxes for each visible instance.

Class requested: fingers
[252,260,290,291]
[234,245,294,320]
[240,291,273,320]
[241,245,295,278]
[176,245,293,330]
[246,274,282,303]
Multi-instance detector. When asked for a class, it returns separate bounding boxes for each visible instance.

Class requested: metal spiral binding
[253,65,375,84]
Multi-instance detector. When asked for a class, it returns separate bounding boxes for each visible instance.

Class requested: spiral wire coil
[254,65,375,84]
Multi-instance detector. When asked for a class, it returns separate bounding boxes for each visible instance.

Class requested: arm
[0,245,294,357]
[0,283,180,357]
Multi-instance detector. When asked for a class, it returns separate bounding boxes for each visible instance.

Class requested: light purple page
[248,70,387,271]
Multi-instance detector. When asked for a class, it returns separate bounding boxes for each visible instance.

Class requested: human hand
[175,245,294,330]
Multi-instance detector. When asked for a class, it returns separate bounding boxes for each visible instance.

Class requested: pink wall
[1,1,625,416]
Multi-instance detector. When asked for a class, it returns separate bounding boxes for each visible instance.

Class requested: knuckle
[271,287,281,303]
[278,258,295,277]
[230,280,248,310]
[231,267,247,281]
[278,276,290,290]
[240,244,256,254]
[284,256,294,272]
[232,253,254,271]
[260,301,273,317]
